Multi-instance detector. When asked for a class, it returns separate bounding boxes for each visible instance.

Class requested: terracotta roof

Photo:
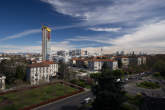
[42,61,55,64]
[72,58,89,61]
[114,56,129,58]
[72,57,116,62]
[94,56,110,58]
[28,61,56,68]
[90,59,115,62]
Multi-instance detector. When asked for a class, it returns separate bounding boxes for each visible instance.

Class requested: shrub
[153,72,161,77]
[137,81,160,89]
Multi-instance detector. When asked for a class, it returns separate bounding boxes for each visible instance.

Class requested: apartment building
[114,56,129,68]
[71,58,89,68]
[27,61,58,85]
[129,56,147,65]
[88,59,118,71]
[69,49,88,57]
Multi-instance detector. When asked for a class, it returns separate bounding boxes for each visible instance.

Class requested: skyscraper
[42,26,51,61]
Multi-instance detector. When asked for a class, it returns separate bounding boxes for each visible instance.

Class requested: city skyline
[0,0,165,54]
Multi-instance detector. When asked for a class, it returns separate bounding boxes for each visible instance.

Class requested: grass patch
[122,103,138,110]
[136,81,160,89]
[123,93,144,110]
[0,83,77,110]
[126,93,143,106]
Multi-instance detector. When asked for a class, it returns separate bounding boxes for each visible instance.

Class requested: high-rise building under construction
[42,26,51,61]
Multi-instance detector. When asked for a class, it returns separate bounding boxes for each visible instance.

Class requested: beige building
[71,58,89,68]
[138,56,147,65]
[88,59,118,71]
[27,61,58,85]
[129,56,147,65]
[115,56,129,68]
[0,74,6,90]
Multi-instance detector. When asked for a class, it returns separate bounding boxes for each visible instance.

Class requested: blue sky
[0,0,165,54]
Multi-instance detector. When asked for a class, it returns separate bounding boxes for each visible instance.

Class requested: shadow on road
[61,105,79,110]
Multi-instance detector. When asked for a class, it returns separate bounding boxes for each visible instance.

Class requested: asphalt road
[33,91,93,110]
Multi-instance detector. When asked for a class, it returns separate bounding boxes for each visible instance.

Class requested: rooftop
[28,61,56,68]
[72,58,115,62]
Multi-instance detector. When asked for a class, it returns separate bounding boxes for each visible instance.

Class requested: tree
[112,70,124,78]
[0,59,16,84]
[153,60,165,76]
[91,70,126,110]
[101,62,109,72]
[15,65,26,81]
[58,61,75,80]
[58,61,68,79]
[118,59,123,68]
[0,59,27,85]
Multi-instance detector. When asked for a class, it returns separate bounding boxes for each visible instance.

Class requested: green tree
[118,59,123,68]
[153,60,165,76]
[58,61,75,80]
[58,61,68,79]
[112,70,124,78]
[0,59,27,84]
[15,65,26,80]
[101,62,109,72]
[91,70,126,110]
[0,59,16,84]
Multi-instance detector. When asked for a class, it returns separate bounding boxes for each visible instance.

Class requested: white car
[116,78,121,82]
[81,97,92,104]
[125,78,128,81]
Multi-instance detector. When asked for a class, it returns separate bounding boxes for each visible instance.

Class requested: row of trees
[121,55,165,75]
[146,55,165,76]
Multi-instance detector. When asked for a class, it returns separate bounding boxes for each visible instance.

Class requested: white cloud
[0,45,41,53]
[41,0,165,26]
[51,41,75,51]
[0,29,41,41]
[88,27,121,32]
[0,41,75,53]
[67,35,111,44]
[66,20,165,54]
[110,20,165,49]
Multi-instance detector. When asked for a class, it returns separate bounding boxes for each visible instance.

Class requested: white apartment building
[114,56,129,68]
[27,61,58,85]
[137,56,147,65]
[0,74,6,90]
[69,49,88,57]
[129,56,147,65]
[88,59,118,71]
[120,57,129,67]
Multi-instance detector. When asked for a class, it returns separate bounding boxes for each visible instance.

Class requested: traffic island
[136,81,160,89]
